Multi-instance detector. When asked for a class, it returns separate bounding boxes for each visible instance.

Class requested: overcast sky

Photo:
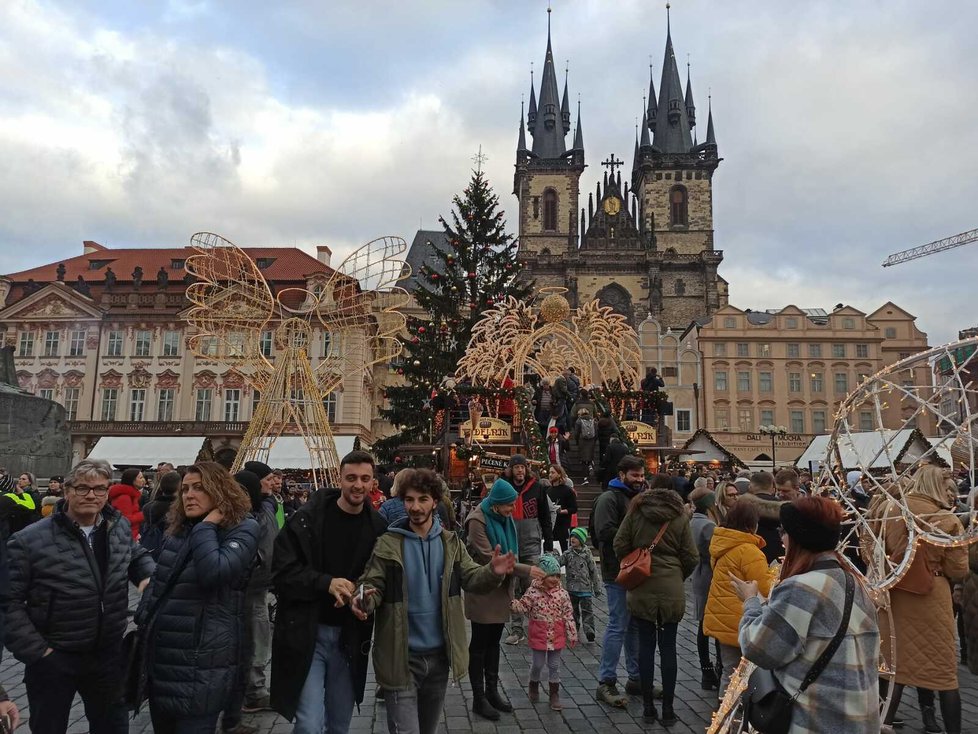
[1,0,976,343]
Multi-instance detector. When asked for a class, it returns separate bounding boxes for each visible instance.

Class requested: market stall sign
[460,417,512,443]
[478,453,511,471]
[622,421,658,446]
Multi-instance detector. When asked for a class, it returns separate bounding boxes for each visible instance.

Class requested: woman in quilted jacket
[109,468,145,540]
[139,461,259,733]
[510,554,577,711]
[879,465,968,734]
[703,501,773,697]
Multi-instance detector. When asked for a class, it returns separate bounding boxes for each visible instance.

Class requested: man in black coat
[6,458,155,734]
[270,450,388,731]
[600,437,631,489]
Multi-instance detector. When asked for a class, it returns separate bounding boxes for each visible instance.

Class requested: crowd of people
[0,452,973,734]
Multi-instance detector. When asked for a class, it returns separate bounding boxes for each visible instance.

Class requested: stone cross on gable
[601,154,624,175]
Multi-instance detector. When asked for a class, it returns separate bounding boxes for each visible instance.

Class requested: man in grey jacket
[6,458,155,734]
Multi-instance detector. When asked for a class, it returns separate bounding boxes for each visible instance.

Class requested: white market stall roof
[263,435,361,470]
[796,430,953,471]
[87,436,206,468]
[675,429,748,468]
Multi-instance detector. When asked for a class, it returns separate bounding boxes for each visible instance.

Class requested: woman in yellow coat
[703,501,774,697]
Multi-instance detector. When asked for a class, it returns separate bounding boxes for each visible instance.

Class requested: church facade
[514,14,728,331]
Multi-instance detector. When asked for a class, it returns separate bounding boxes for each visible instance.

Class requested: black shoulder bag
[743,562,855,734]
[121,542,193,713]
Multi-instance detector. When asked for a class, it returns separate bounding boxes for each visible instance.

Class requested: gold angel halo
[185,232,408,487]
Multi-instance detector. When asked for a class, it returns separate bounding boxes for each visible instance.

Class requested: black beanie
[234,470,264,513]
[243,461,273,480]
[779,502,840,552]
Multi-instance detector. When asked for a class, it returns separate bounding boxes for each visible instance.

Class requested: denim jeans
[636,619,678,706]
[598,582,640,684]
[385,651,450,734]
[294,624,355,734]
[247,588,272,699]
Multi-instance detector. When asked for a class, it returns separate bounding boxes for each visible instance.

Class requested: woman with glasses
[138,461,259,733]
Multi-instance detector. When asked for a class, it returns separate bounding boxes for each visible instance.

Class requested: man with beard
[353,469,515,734]
[592,455,646,707]
[270,451,388,734]
[503,455,553,645]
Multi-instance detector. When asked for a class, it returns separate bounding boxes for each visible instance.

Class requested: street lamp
[758,424,788,471]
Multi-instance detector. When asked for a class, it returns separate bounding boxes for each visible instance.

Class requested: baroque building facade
[0,241,389,466]
[513,13,727,332]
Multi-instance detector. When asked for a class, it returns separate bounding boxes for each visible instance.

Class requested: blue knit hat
[538,554,561,576]
[486,478,518,505]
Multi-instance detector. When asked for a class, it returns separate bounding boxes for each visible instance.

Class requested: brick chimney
[316,245,332,267]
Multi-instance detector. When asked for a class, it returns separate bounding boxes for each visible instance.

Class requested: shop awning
[263,435,361,470]
[796,429,952,471]
[87,436,207,468]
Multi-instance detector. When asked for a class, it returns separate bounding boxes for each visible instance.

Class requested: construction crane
[882,227,978,267]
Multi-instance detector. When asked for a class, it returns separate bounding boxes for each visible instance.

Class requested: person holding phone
[0,685,19,733]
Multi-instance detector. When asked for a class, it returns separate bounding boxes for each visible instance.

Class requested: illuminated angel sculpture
[710,336,978,733]
[456,288,642,391]
[185,232,408,487]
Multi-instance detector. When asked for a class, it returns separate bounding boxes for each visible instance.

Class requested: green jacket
[358,525,502,690]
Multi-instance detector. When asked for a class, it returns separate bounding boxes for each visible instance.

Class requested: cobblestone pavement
[2,584,976,733]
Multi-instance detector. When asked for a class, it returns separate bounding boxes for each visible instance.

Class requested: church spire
[527,72,537,134]
[517,100,528,155]
[529,6,568,159]
[652,5,694,154]
[705,94,717,147]
[640,107,652,148]
[685,61,696,130]
[572,99,584,151]
[647,63,658,133]
[561,67,571,134]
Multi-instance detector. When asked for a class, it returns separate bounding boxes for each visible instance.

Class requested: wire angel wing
[314,236,410,395]
[456,296,536,385]
[185,232,276,387]
[572,299,642,388]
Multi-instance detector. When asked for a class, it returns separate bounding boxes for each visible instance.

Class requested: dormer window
[88,259,111,270]
[256,257,275,270]
[171,259,186,270]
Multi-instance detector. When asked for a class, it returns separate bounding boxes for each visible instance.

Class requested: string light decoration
[185,232,408,487]
[710,336,978,733]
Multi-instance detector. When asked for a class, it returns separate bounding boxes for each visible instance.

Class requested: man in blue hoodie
[354,468,515,734]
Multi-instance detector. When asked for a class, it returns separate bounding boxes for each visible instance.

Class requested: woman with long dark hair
[732,496,880,733]
[139,461,259,733]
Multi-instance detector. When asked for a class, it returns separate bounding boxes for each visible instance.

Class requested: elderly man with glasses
[6,459,156,734]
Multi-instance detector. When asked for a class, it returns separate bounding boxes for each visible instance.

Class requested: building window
[842,317,855,330]
[43,330,60,357]
[323,393,337,423]
[759,371,773,392]
[669,185,688,226]
[100,388,118,421]
[134,330,152,358]
[543,190,558,231]
[157,388,175,421]
[757,343,771,358]
[760,409,774,426]
[787,343,800,358]
[808,343,822,358]
[715,407,730,431]
[713,343,727,357]
[834,372,849,394]
[785,317,798,329]
[224,389,241,422]
[790,410,805,433]
[170,259,185,270]
[200,336,219,357]
[162,330,180,357]
[18,331,35,357]
[674,279,685,296]
[736,342,749,357]
[676,410,691,432]
[195,389,213,421]
[738,408,753,432]
[260,330,274,357]
[256,257,275,269]
[810,372,824,393]
[788,372,802,392]
[723,317,736,329]
[251,389,262,416]
[227,332,245,358]
[885,327,897,339]
[38,388,54,401]
[532,197,539,219]
[63,387,80,421]
[859,411,874,431]
[129,389,146,421]
[69,330,86,357]
[737,371,751,392]
[813,410,827,434]
[856,344,869,358]
[662,366,677,378]
[832,344,846,359]
[714,371,728,391]
[322,332,338,358]
[107,330,124,357]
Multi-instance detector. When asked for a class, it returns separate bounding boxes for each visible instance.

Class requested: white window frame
[38,388,55,401]
[157,388,176,421]
[195,389,213,421]
[134,330,152,358]
[43,330,60,357]
[790,410,805,433]
[260,330,274,357]
[100,388,118,421]
[675,409,691,432]
[224,389,241,422]
[63,387,80,421]
[162,330,181,357]
[69,330,86,357]
[18,331,35,357]
[130,388,147,421]
[714,371,728,391]
[107,330,125,357]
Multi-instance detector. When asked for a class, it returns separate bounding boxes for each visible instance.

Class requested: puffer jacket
[6,502,155,664]
[592,479,642,582]
[109,483,144,540]
[703,527,773,646]
[138,516,259,717]
[510,579,578,651]
[249,496,279,591]
[613,488,698,623]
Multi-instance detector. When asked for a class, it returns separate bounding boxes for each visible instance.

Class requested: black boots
[921,705,941,734]
[485,672,513,713]
[660,702,678,727]
[700,665,720,691]
[642,681,658,723]
[469,650,500,721]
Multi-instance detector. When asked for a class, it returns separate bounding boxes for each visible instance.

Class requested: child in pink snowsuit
[510,554,577,710]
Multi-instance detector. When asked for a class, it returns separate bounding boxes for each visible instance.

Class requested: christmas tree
[376,168,532,461]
